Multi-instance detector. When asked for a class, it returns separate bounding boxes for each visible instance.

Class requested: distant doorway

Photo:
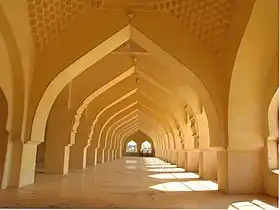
[140,141,152,157]
[126,140,138,153]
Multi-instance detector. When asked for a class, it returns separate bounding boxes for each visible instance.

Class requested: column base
[110,149,115,160]
[103,148,110,162]
[118,148,122,158]
[217,148,264,194]
[184,149,199,172]
[162,151,168,161]
[176,151,185,168]
[86,146,96,167]
[18,142,38,188]
[115,149,121,159]
[264,170,278,198]
[199,148,217,180]
[171,151,178,165]
[167,151,172,162]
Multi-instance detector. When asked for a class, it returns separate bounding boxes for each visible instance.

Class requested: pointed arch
[141,141,152,154]
[30,24,221,148]
[125,140,138,153]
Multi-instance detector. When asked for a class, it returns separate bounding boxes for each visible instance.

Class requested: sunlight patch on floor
[150,182,192,192]
[146,165,178,168]
[145,162,171,165]
[182,180,218,191]
[148,168,185,173]
[149,173,175,179]
[149,180,218,192]
[172,172,199,179]
[149,172,199,179]
[125,160,138,164]
[229,200,278,210]
[143,158,168,165]
[126,165,137,169]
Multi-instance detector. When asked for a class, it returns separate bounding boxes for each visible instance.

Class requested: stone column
[109,149,115,160]
[184,149,200,172]
[89,123,101,165]
[17,142,39,187]
[102,148,110,162]
[117,148,123,158]
[162,150,168,161]
[176,150,186,168]
[267,137,278,169]
[158,150,163,160]
[44,101,72,175]
[167,150,173,163]
[116,148,119,159]
[217,147,264,194]
[171,151,178,165]
[96,148,103,164]
[86,145,96,167]
[69,118,90,170]
[199,148,218,180]
[156,150,163,159]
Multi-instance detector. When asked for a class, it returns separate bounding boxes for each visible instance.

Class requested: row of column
[155,147,274,195]
[43,143,124,175]
[40,94,127,175]
[156,148,218,180]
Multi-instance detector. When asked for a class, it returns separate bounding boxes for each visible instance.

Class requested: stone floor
[0,157,278,209]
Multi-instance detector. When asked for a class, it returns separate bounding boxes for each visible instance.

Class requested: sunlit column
[69,118,91,169]
[184,149,200,172]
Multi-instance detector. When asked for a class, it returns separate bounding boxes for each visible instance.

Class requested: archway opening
[125,140,138,154]
[140,141,152,157]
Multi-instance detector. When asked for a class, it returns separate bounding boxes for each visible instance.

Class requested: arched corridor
[0,0,278,208]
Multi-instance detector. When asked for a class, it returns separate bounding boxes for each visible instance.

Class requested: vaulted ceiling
[1,0,256,149]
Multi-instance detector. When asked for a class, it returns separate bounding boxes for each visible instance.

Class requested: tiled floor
[0,157,278,209]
